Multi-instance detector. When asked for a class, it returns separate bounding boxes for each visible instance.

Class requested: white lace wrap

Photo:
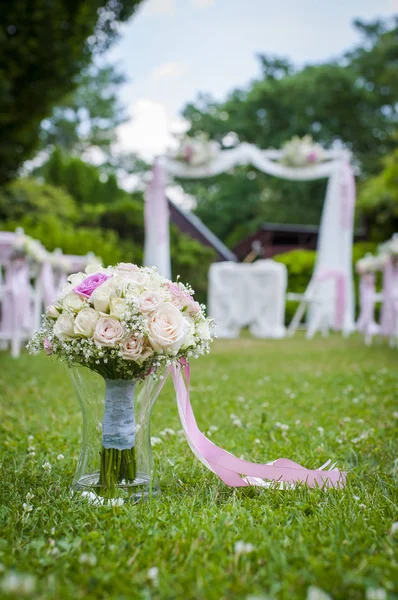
[102,380,136,450]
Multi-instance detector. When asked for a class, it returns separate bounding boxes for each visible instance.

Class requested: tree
[357,148,398,241]
[0,0,144,184]
[39,64,127,156]
[180,18,398,246]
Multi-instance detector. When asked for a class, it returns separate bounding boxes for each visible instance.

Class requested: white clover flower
[57,454,64,461]
[1,572,36,595]
[22,503,33,513]
[151,437,162,446]
[234,541,254,555]
[79,553,97,566]
[147,567,159,586]
[254,438,261,444]
[307,586,332,600]
[109,498,124,507]
[390,522,398,536]
[366,589,387,600]
[27,435,34,442]
[317,427,324,436]
[276,422,289,431]
[42,461,52,472]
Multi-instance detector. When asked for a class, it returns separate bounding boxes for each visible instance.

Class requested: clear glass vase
[69,366,161,502]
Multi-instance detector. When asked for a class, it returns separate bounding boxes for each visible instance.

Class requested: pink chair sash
[160,361,346,489]
[380,258,398,337]
[356,274,378,336]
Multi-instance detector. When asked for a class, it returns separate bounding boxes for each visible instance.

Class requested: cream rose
[139,291,165,314]
[120,334,153,363]
[148,302,187,354]
[85,263,107,275]
[91,281,115,313]
[63,292,85,312]
[74,308,99,337]
[46,304,60,319]
[67,272,86,286]
[53,314,76,341]
[109,297,128,319]
[181,317,196,350]
[93,316,125,347]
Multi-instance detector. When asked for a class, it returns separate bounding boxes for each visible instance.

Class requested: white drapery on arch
[144,142,356,333]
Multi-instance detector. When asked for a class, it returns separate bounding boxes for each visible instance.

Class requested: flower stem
[97,446,137,495]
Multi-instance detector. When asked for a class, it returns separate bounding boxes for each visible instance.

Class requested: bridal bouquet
[281,135,325,168]
[29,263,214,497]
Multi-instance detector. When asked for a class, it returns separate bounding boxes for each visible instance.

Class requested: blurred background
[1,0,397,308]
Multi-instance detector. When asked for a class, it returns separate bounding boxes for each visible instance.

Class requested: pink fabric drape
[167,361,346,489]
[340,162,355,230]
[380,258,398,337]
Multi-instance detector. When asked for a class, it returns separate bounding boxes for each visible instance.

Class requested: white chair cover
[208,260,287,339]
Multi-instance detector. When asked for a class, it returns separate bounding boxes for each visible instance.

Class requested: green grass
[0,334,397,600]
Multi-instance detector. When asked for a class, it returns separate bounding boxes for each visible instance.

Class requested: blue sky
[106,0,398,159]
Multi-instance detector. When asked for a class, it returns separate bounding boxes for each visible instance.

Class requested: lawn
[0,334,397,600]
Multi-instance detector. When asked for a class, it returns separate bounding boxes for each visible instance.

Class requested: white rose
[148,302,187,355]
[107,274,130,296]
[67,272,86,286]
[181,317,196,350]
[62,292,85,312]
[91,281,115,313]
[93,316,125,347]
[53,314,76,341]
[120,334,153,363]
[109,297,128,319]
[46,305,60,319]
[74,308,99,337]
[196,320,211,341]
[139,291,165,314]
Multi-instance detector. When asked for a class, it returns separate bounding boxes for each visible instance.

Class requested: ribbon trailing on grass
[162,360,346,489]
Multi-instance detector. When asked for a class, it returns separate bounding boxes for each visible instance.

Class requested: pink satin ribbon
[356,274,378,336]
[313,268,346,329]
[164,360,346,489]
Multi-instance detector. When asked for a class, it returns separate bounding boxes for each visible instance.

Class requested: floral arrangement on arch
[355,253,384,275]
[172,133,220,168]
[281,135,325,168]
[29,263,214,380]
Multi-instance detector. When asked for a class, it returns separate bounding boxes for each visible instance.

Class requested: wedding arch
[144,140,356,333]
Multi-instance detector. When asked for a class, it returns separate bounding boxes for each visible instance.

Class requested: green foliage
[357,149,398,241]
[0,0,144,183]
[0,178,78,223]
[180,18,398,244]
[0,337,397,599]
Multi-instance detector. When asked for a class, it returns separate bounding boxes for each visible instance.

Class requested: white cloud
[116,99,188,161]
[150,61,189,81]
[141,0,176,17]
[192,0,215,8]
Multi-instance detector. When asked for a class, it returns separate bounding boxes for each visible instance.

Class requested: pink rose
[43,338,53,355]
[74,273,112,298]
[168,282,199,314]
[307,151,318,163]
[139,291,164,314]
[93,316,125,347]
[121,334,153,363]
[148,302,187,354]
